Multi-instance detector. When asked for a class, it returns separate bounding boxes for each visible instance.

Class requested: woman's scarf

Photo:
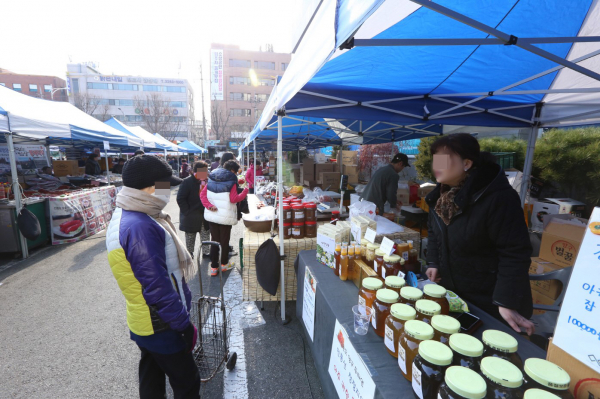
[116,186,195,281]
[434,179,466,225]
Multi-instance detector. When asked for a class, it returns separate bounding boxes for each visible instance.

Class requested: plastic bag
[374,215,404,234]
[302,188,318,203]
[348,199,377,221]
[354,184,367,194]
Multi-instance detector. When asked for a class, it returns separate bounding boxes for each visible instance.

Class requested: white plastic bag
[348,199,377,221]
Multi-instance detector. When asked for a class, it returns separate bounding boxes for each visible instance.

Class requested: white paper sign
[351,223,362,242]
[553,207,600,373]
[364,228,376,244]
[302,267,317,342]
[103,140,110,151]
[328,320,376,399]
[380,237,395,256]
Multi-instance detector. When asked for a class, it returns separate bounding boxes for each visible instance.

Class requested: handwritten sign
[328,320,376,399]
[364,228,376,244]
[380,237,395,256]
[103,141,110,151]
[553,207,600,373]
[351,223,362,243]
[302,267,317,341]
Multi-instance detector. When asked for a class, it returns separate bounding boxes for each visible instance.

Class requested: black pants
[249,187,254,194]
[209,222,232,268]
[138,346,200,399]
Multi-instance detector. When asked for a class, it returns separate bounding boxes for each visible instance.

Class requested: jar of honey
[304,202,317,222]
[431,315,460,345]
[305,221,317,238]
[371,289,399,337]
[282,222,292,239]
[423,284,450,315]
[415,299,442,324]
[358,277,383,309]
[384,275,406,295]
[438,366,487,399]
[360,239,370,263]
[480,357,524,399]
[292,222,305,239]
[396,241,410,261]
[524,390,561,399]
[449,333,484,372]
[374,249,386,277]
[283,205,292,224]
[412,340,453,399]
[398,319,434,381]
[292,204,305,223]
[523,359,573,399]
[482,330,523,370]
[382,254,401,279]
[400,286,423,307]
[384,303,416,358]
[365,243,379,268]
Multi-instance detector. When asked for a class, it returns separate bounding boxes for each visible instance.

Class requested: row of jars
[361,240,421,277]
[282,201,317,224]
[282,220,317,239]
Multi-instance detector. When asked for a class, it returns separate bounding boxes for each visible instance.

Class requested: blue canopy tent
[178,140,208,154]
[104,117,163,151]
[243,0,600,322]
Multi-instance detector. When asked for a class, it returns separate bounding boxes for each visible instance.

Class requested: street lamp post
[51,87,68,101]
[117,107,125,122]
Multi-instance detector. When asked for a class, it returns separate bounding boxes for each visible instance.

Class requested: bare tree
[72,92,111,121]
[228,124,251,151]
[133,93,185,141]
[210,95,232,144]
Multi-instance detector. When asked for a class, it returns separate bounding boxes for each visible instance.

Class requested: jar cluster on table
[281,199,317,239]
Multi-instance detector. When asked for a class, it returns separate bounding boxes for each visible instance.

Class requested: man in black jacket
[177,161,210,259]
[360,153,410,214]
[84,153,102,175]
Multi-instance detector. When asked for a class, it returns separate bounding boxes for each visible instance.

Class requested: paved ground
[0,187,324,398]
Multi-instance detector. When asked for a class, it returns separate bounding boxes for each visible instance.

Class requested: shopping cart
[190,241,236,382]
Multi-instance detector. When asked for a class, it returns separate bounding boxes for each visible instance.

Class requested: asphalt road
[0,187,324,399]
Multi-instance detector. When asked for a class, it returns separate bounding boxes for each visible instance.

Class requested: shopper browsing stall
[245,158,263,194]
[424,133,534,334]
[111,158,125,174]
[177,161,210,259]
[360,153,410,214]
[84,153,102,176]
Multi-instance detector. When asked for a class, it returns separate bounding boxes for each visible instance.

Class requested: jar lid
[304,202,317,209]
[400,286,423,301]
[283,205,291,210]
[361,239,370,245]
[385,275,405,289]
[449,333,484,357]
[283,223,292,227]
[415,299,441,316]
[482,330,518,353]
[375,249,386,256]
[293,222,304,226]
[480,357,523,389]
[293,204,304,209]
[419,340,453,366]
[305,221,317,225]
[524,359,570,390]
[362,277,383,291]
[431,315,460,334]
[376,288,399,304]
[524,389,561,399]
[404,319,434,340]
[444,366,487,399]
[367,243,380,250]
[390,303,416,320]
[423,284,447,298]
[383,254,401,262]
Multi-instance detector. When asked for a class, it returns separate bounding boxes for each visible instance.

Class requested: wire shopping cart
[190,241,236,382]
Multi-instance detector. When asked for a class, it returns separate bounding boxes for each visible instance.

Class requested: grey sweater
[360,164,399,213]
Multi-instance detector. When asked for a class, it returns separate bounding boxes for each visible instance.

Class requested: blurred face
[194,167,208,180]
[155,181,170,196]
[432,147,473,186]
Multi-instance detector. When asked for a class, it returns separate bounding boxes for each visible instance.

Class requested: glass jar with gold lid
[398,320,434,381]
[371,288,399,337]
[382,254,401,279]
[415,299,442,324]
[400,286,423,307]
[423,284,450,315]
[449,333,484,372]
[384,275,406,295]
[384,303,415,358]
[431,315,460,345]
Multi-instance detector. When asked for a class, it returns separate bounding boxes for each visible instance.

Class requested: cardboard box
[343,165,360,183]
[531,288,556,315]
[78,167,85,176]
[302,158,315,181]
[418,183,436,198]
[539,214,586,267]
[303,180,319,189]
[314,163,334,178]
[314,153,327,163]
[531,198,587,231]
[529,257,564,299]
[351,259,378,288]
[341,151,358,165]
[547,339,600,399]
[318,172,341,190]
[291,169,301,183]
[397,185,411,206]
[52,160,79,177]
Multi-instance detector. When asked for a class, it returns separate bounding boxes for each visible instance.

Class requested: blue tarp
[178,140,208,153]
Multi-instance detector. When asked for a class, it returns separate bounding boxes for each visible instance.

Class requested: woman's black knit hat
[122,155,182,189]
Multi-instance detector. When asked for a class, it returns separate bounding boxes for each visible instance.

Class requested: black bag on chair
[254,238,281,296]
[17,208,41,241]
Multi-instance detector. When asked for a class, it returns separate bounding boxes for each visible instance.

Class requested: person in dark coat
[424,133,534,335]
[177,161,210,259]
[111,158,125,174]
[360,153,410,214]
[84,153,102,175]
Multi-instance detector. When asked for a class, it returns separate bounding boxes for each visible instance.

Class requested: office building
[66,63,195,141]
[0,68,68,101]
[209,44,291,150]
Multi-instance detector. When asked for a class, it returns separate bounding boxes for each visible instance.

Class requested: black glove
[181,323,197,352]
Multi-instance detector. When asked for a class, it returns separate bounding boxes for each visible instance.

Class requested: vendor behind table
[359,153,410,215]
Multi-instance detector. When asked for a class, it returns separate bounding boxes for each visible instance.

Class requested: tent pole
[45,144,52,167]
[105,150,111,184]
[277,114,289,324]
[254,140,257,191]
[5,131,29,259]
[520,126,539,207]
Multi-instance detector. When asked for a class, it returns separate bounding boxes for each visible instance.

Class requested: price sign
[103,141,110,151]
[364,228,376,244]
[351,223,362,242]
[380,237,395,256]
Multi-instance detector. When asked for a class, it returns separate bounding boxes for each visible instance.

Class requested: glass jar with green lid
[480,357,524,399]
[415,299,442,324]
[358,277,383,310]
[375,249,387,277]
[385,275,406,295]
[371,288,399,337]
[400,286,424,307]
[384,303,416,358]
[439,366,487,399]
[523,359,573,399]
[449,333,484,372]
[365,243,380,267]
[360,239,371,263]
[398,320,434,381]
[431,315,460,345]
[423,284,450,315]
[382,254,401,279]
[482,330,523,369]
[524,389,561,399]
[412,340,453,399]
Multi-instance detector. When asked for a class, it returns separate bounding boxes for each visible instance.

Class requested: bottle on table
[348,245,356,281]
[334,243,341,277]
[340,245,349,281]
[355,244,362,269]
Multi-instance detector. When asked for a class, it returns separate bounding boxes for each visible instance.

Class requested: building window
[87,82,109,90]
[229,59,251,68]
[282,63,289,71]
[143,85,161,92]
[230,108,251,117]
[169,101,185,107]
[13,83,22,92]
[114,84,138,91]
[255,93,269,102]
[72,78,79,94]
[254,61,275,70]
[230,92,251,101]
[258,78,275,86]
[165,86,186,93]
[229,76,250,85]
[125,115,143,122]
[44,84,52,92]
[29,84,38,92]
[114,99,134,106]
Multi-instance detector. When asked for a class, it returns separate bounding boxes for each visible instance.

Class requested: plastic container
[384,303,416,358]
[304,202,317,222]
[292,222,305,239]
[371,289,399,337]
[382,254,402,279]
[449,333,484,372]
[522,359,573,399]
[438,366,487,399]
[292,204,305,223]
[398,320,434,381]
[400,286,424,307]
[358,277,383,309]
[415,299,442,324]
[282,222,292,239]
[412,340,453,399]
[431,315,460,345]
[480,357,524,399]
[384,275,406,295]
[305,221,317,238]
[482,330,523,370]
[423,284,450,315]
